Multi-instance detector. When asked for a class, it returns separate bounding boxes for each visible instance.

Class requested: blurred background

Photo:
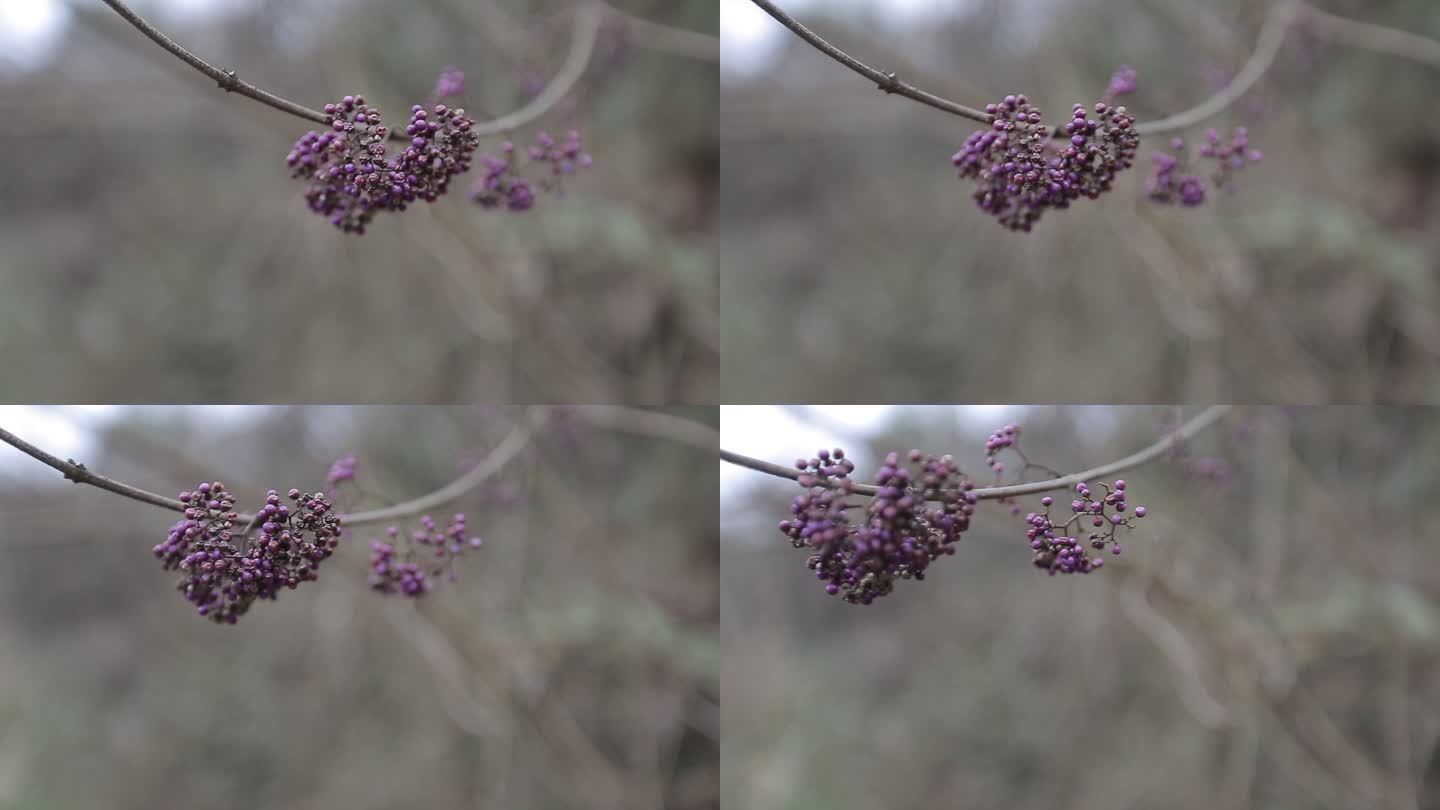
[720,0,1440,401]
[721,405,1440,809]
[0,404,718,810]
[0,0,717,402]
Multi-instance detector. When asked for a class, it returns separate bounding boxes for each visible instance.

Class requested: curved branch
[0,410,542,529]
[100,0,335,129]
[100,0,598,142]
[748,0,992,125]
[604,3,719,62]
[720,405,1232,501]
[340,417,538,526]
[470,3,604,136]
[564,404,717,450]
[1300,4,1440,70]
[1135,0,1300,136]
[750,0,1302,137]
[0,425,190,513]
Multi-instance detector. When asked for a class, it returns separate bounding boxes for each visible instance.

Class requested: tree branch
[100,0,599,141]
[1300,4,1440,70]
[1135,0,1300,136]
[604,3,719,62]
[564,404,717,450]
[720,405,1232,501]
[0,409,544,529]
[748,0,992,125]
[470,3,604,137]
[749,0,1304,137]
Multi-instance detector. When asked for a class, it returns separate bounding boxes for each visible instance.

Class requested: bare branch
[748,0,992,125]
[720,405,1232,501]
[0,409,544,529]
[1135,0,1300,136]
[100,0,599,142]
[564,405,717,450]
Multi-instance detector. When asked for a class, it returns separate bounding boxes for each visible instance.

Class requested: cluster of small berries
[433,67,465,99]
[326,452,358,486]
[951,94,1139,232]
[1022,480,1147,575]
[983,423,1019,476]
[779,448,977,605]
[286,95,479,233]
[471,130,592,212]
[154,484,342,623]
[1104,65,1138,102]
[368,513,481,598]
[1148,128,1262,207]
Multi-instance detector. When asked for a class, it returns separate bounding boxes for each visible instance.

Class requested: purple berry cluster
[326,452,358,486]
[433,67,465,99]
[779,448,977,605]
[951,94,1140,232]
[984,423,1019,476]
[1104,65,1138,102]
[153,483,342,623]
[368,513,481,598]
[471,130,592,212]
[1022,480,1147,575]
[286,95,479,234]
[1148,128,1262,207]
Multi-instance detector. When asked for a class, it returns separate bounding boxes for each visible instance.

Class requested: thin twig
[100,0,598,141]
[719,405,1232,501]
[748,0,992,125]
[0,409,543,529]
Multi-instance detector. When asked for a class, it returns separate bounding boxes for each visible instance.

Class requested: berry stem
[720,405,1232,501]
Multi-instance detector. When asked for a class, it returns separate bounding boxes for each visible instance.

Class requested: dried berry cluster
[951,94,1139,231]
[471,130,593,212]
[368,513,481,598]
[286,95,479,234]
[1148,128,1262,207]
[1022,480,1147,575]
[153,483,342,624]
[779,448,977,605]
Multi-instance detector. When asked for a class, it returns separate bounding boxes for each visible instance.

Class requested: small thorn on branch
[64,460,87,483]
[877,71,901,93]
[217,69,239,92]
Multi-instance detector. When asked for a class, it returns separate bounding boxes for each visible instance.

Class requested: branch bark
[720,405,1232,501]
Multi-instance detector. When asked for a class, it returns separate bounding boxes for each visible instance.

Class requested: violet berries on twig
[154,483,342,624]
[471,130,592,212]
[780,448,976,605]
[952,94,1139,232]
[1022,480,1147,575]
[368,513,482,598]
[286,95,479,234]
